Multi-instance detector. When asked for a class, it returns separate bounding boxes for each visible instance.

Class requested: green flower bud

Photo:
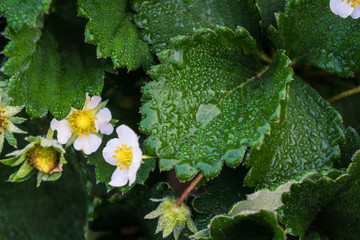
[0,136,66,187]
[0,94,26,154]
[145,198,197,240]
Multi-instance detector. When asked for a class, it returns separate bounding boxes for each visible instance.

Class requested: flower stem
[176,173,203,206]
[142,155,157,159]
[328,85,360,103]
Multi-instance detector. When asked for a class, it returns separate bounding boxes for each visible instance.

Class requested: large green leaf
[229,180,295,215]
[0,0,51,31]
[278,150,360,238]
[191,210,285,240]
[245,76,344,188]
[2,6,104,119]
[336,127,360,168]
[268,0,360,77]
[78,0,152,71]
[132,0,261,53]
[0,155,86,239]
[140,26,292,180]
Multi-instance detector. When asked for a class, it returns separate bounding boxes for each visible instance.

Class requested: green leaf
[2,9,104,119]
[268,0,360,77]
[78,0,152,70]
[278,150,360,238]
[336,127,360,168]
[192,166,252,229]
[206,210,285,240]
[0,0,51,31]
[132,0,261,53]
[245,76,344,188]
[0,161,86,239]
[140,26,292,180]
[256,0,285,29]
[229,180,295,215]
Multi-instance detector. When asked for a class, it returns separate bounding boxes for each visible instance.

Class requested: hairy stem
[176,173,203,206]
[328,85,360,103]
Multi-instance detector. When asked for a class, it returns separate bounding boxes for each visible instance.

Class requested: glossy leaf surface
[0,0,51,31]
[133,0,261,53]
[78,0,152,70]
[2,6,104,119]
[278,151,360,237]
[140,26,292,180]
[245,76,344,188]
[269,0,360,77]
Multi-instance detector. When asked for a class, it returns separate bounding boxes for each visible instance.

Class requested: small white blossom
[102,125,142,187]
[51,94,113,154]
[330,0,360,19]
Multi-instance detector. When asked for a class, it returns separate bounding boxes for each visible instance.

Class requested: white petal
[330,0,354,18]
[351,4,360,18]
[50,119,72,144]
[109,168,129,187]
[128,148,142,185]
[99,123,114,135]
[96,108,114,135]
[85,96,102,110]
[74,134,102,154]
[102,138,123,165]
[116,125,139,147]
[96,108,112,121]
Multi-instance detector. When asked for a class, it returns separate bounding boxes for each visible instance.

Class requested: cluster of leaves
[0,0,360,239]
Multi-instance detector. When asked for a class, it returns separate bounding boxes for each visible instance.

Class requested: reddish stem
[176,173,203,206]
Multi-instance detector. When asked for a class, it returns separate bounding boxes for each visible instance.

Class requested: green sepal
[8,117,27,124]
[91,99,108,115]
[25,136,43,142]
[0,154,26,167]
[36,171,62,187]
[8,161,35,182]
[5,130,17,148]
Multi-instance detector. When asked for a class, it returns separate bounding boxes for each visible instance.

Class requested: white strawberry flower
[102,125,142,187]
[330,0,360,18]
[51,94,113,155]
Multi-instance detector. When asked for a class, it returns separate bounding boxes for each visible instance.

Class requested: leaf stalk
[176,173,203,206]
[328,85,360,103]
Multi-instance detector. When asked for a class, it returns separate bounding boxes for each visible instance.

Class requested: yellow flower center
[112,144,133,169]
[67,109,97,138]
[29,145,60,174]
[342,0,360,7]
